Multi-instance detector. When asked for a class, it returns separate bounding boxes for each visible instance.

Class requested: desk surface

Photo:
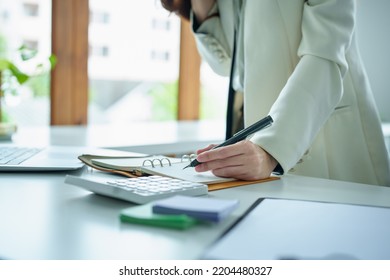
[10,120,226,155]
[1,169,390,260]
[1,123,390,260]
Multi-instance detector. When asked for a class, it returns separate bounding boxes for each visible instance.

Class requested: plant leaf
[8,62,29,84]
[18,45,38,61]
[0,58,11,71]
[48,54,57,69]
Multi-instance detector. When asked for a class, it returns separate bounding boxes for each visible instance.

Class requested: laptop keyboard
[0,147,42,165]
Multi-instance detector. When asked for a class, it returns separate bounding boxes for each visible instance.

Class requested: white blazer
[192,0,390,186]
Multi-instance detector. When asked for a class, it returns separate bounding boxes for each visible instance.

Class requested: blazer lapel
[217,0,235,50]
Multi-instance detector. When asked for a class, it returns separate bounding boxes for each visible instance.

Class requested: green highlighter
[120,204,197,230]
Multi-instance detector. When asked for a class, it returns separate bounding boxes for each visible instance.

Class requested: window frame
[50,0,200,125]
[51,0,89,125]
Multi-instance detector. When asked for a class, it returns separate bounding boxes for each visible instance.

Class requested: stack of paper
[152,195,239,222]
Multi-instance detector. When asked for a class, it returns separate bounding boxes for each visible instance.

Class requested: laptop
[0,144,145,171]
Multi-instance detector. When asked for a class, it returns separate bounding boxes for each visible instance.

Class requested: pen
[183,115,273,169]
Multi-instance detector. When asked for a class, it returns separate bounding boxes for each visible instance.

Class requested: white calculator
[65,174,208,204]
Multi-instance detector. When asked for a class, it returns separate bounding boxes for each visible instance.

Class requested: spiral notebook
[90,155,234,184]
[79,154,279,189]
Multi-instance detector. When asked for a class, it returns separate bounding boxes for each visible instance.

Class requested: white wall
[356,0,390,122]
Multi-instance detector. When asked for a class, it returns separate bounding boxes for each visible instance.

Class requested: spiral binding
[141,154,196,168]
[180,154,197,163]
[142,158,172,168]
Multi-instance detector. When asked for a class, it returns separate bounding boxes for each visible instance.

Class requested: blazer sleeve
[250,0,356,173]
[190,3,232,76]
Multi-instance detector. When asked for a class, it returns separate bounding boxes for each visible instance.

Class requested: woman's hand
[194,140,278,180]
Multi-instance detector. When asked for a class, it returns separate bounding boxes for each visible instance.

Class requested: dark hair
[160,0,191,20]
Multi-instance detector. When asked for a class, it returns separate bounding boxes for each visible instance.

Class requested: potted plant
[0,45,56,140]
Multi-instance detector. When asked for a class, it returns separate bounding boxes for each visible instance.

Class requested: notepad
[152,195,239,222]
[142,161,235,184]
[91,155,183,172]
[92,156,235,184]
[80,153,279,188]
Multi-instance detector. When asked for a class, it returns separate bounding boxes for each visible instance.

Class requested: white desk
[10,120,225,155]
[1,123,390,260]
[1,171,390,260]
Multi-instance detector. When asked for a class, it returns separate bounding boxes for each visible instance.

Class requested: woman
[161,0,390,186]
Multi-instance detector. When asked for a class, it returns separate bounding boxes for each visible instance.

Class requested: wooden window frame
[51,0,200,125]
[178,19,201,120]
[51,0,89,125]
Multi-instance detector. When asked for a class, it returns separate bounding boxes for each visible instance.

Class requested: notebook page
[141,161,235,184]
[91,156,182,170]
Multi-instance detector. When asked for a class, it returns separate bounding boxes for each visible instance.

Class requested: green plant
[150,80,178,121]
[0,45,56,123]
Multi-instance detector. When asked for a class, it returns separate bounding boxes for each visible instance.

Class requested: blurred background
[0,0,388,126]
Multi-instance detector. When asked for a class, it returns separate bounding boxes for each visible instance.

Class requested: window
[152,18,171,31]
[0,0,51,126]
[88,0,181,124]
[22,39,39,50]
[151,50,170,61]
[7,0,219,126]
[90,10,110,24]
[90,45,109,57]
[1,10,9,21]
[199,62,229,120]
[23,2,39,17]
